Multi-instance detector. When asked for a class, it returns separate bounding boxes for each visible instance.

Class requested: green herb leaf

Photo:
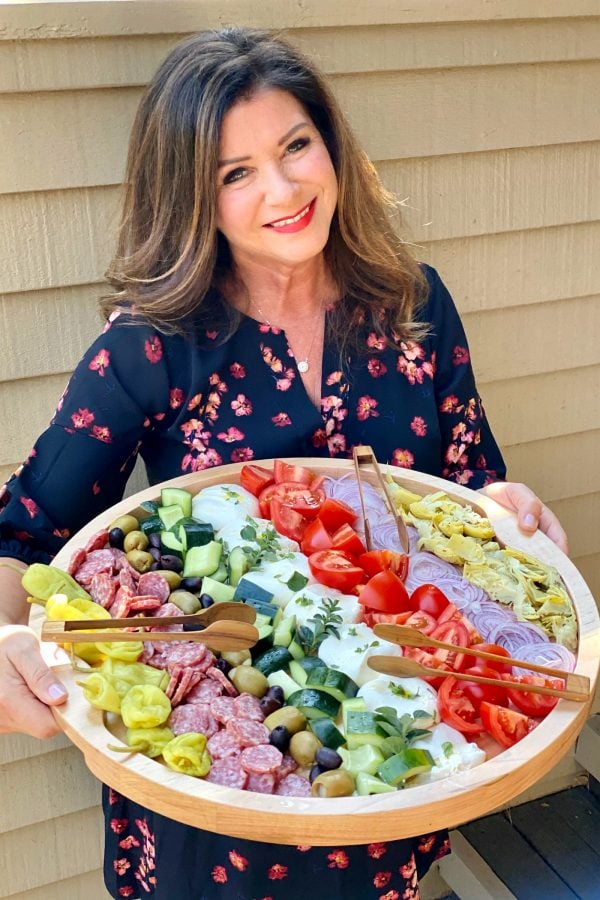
[286,571,309,592]
[442,741,454,758]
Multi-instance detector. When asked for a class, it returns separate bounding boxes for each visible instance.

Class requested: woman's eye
[287,137,310,154]
[223,167,247,185]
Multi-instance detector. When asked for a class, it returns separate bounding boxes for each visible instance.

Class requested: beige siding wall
[1,2,598,897]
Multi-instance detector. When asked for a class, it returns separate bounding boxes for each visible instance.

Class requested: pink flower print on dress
[326,370,343,385]
[380,890,400,900]
[439,395,462,414]
[118,888,134,898]
[211,865,228,884]
[328,434,346,455]
[400,341,425,362]
[89,349,110,376]
[71,408,94,429]
[374,872,392,888]
[110,818,128,834]
[231,394,253,416]
[327,850,349,869]
[169,388,184,409]
[92,425,112,443]
[119,835,140,850]
[187,393,202,411]
[397,357,423,385]
[356,395,379,421]
[261,345,284,373]
[144,336,163,363]
[311,428,328,448]
[392,449,415,469]
[367,358,388,378]
[453,469,474,485]
[452,345,470,365]
[229,362,246,379]
[231,447,254,463]
[113,858,131,876]
[267,864,289,880]
[228,850,249,872]
[368,843,388,859]
[367,333,386,351]
[272,413,292,427]
[410,416,428,437]
[217,427,245,443]
[206,330,218,340]
[19,497,39,518]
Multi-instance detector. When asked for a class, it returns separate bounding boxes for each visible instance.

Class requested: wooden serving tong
[352,445,410,554]
[368,623,590,703]
[41,601,259,653]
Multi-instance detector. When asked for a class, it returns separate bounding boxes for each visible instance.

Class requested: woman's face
[216,88,338,273]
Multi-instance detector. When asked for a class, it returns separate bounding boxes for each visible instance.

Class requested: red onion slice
[510,641,576,675]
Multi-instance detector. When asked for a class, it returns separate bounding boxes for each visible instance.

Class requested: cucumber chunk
[201,576,236,604]
[160,488,193,518]
[356,772,397,795]
[287,688,340,720]
[377,748,435,785]
[158,504,185,532]
[182,541,222,578]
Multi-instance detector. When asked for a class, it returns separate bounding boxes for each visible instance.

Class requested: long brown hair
[103,27,428,347]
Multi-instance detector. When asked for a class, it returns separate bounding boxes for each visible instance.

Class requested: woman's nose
[261,163,299,207]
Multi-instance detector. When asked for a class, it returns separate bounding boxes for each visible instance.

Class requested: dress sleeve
[423,266,506,489]
[0,315,171,564]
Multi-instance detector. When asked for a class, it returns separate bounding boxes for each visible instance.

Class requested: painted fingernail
[48,683,67,699]
[523,514,536,528]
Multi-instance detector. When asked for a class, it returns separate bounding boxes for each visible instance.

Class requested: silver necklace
[251,301,322,374]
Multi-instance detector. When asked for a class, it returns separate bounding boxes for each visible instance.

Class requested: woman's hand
[479,482,569,554]
[0,624,68,739]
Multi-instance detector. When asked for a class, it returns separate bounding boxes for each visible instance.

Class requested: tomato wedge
[361,610,414,628]
[437,675,482,734]
[239,464,274,497]
[409,583,450,619]
[270,499,307,543]
[300,518,333,555]
[501,674,562,718]
[317,497,357,531]
[308,550,364,592]
[428,620,469,672]
[460,666,509,713]
[474,644,512,674]
[273,459,314,486]
[480,701,537,748]
[358,550,409,581]
[402,610,438,635]
[331,523,366,556]
[437,602,482,645]
[357,570,411,614]
[258,481,325,519]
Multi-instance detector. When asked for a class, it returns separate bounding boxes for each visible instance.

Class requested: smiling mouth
[265,199,316,228]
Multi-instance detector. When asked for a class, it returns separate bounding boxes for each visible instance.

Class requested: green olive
[123,530,150,553]
[126,549,154,574]
[264,706,307,735]
[109,514,140,536]
[289,730,322,767]
[311,768,355,798]
[230,666,269,698]
[169,590,201,614]
[153,570,182,590]
[221,649,252,667]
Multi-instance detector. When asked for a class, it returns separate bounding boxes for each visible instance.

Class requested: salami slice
[137,572,170,604]
[84,529,109,553]
[206,730,241,760]
[206,665,237,696]
[187,678,223,704]
[226,718,269,748]
[240,744,282,775]
[210,695,236,725]
[119,566,137,593]
[169,703,218,738]
[67,548,87,577]
[89,572,117,609]
[246,772,276,794]
[275,753,298,781]
[74,549,114,584]
[130,595,163,612]
[275,773,312,797]
[164,643,208,670]
[233,693,264,722]
[196,649,217,674]
[171,669,203,707]
[109,584,134,618]
[206,756,248,790]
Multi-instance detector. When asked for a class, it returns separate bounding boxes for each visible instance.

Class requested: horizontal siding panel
[503,430,600,504]
[0,746,100,832]
[423,221,600,313]
[7,868,109,900]
[548,492,600,560]
[0,373,67,465]
[0,731,70,766]
[3,18,600,93]
[381,142,600,243]
[572,552,600,607]
[0,284,103,383]
[480,366,600,446]
[463,295,600,382]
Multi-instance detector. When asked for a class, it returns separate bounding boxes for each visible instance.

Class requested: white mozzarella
[217,517,299,556]
[192,484,259,530]
[318,623,402,687]
[285,584,362,626]
[411,722,486,783]
[240,554,313,607]
[357,674,438,727]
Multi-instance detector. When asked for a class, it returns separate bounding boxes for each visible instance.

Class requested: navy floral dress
[0,265,505,899]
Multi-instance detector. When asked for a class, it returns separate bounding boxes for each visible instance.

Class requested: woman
[0,27,567,900]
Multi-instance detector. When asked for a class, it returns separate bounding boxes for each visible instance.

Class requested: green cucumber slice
[288,660,309,686]
[345,711,385,750]
[201,577,236,603]
[339,744,385,777]
[253,646,293,677]
[160,530,185,560]
[228,546,251,587]
[177,518,214,549]
[158,504,185,531]
[287,688,340,720]
[267,670,302,700]
[160,487,193,518]
[309,717,346,750]
[139,515,163,536]
[356,772,397,795]
[272,615,296,648]
[306,667,359,703]
[182,541,222,578]
[377,748,435,785]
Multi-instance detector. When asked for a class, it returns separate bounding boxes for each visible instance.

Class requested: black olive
[199,593,214,608]
[214,658,231,675]
[266,685,285,705]
[148,532,162,549]
[259,696,282,718]
[269,725,290,752]
[159,554,183,573]
[108,527,125,549]
[315,747,343,770]
[182,622,206,632]
[149,547,161,562]
[309,763,326,783]
[180,576,203,594]
[150,561,160,571]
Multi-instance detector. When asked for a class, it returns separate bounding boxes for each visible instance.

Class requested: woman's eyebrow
[218,122,310,167]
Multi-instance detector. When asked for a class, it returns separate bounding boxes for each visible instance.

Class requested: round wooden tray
[47,459,600,845]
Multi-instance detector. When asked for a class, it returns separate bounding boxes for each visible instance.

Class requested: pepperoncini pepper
[108,726,176,759]
[100,658,170,697]
[43,593,111,665]
[94,641,144,663]
[120,684,172,729]
[76,673,122,713]
[22,563,91,603]
[162,733,211,777]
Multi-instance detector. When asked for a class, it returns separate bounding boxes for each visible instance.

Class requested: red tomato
[501,674,562,718]
[308,550,365,592]
[437,676,482,734]
[258,481,325,519]
[362,610,414,628]
[239,464,274,497]
[270,499,307,543]
[480,701,537,748]
[404,647,451,688]
[317,497,357,531]
[460,666,509,713]
[402,610,438,635]
[428,620,469,672]
[473,644,512,674]
[331,524,366,556]
[358,550,409,581]
[273,459,313,486]
[437,602,482,645]
[409,583,450,619]
[357,570,411,614]
[300,518,333,555]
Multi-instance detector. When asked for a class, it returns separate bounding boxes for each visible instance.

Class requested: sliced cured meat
[129,595,163,612]
[89,572,117,609]
[233,693,264,722]
[137,572,170,604]
[67,548,87,577]
[206,756,247,790]
[275,773,312,797]
[226,718,269,748]
[109,584,134,618]
[171,669,203,707]
[275,754,298,781]
[74,549,114,584]
[246,772,276,794]
[210,695,236,725]
[196,649,217,674]
[206,730,241,760]
[84,529,109,553]
[240,744,282,775]
[165,666,183,700]
[206,665,237,697]
[164,643,208,671]
[169,703,218,738]
[187,679,223,704]
[119,566,137,593]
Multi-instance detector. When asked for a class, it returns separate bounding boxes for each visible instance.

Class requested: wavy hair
[103,27,428,347]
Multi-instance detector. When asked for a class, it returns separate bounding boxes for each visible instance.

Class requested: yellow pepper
[162,733,211,777]
[22,563,91,602]
[94,641,144,663]
[76,673,122,713]
[100,658,170,697]
[121,684,172,729]
[126,727,175,758]
[45,593,111,622]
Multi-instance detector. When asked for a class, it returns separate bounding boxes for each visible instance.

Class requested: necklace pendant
[297,359,309,374]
